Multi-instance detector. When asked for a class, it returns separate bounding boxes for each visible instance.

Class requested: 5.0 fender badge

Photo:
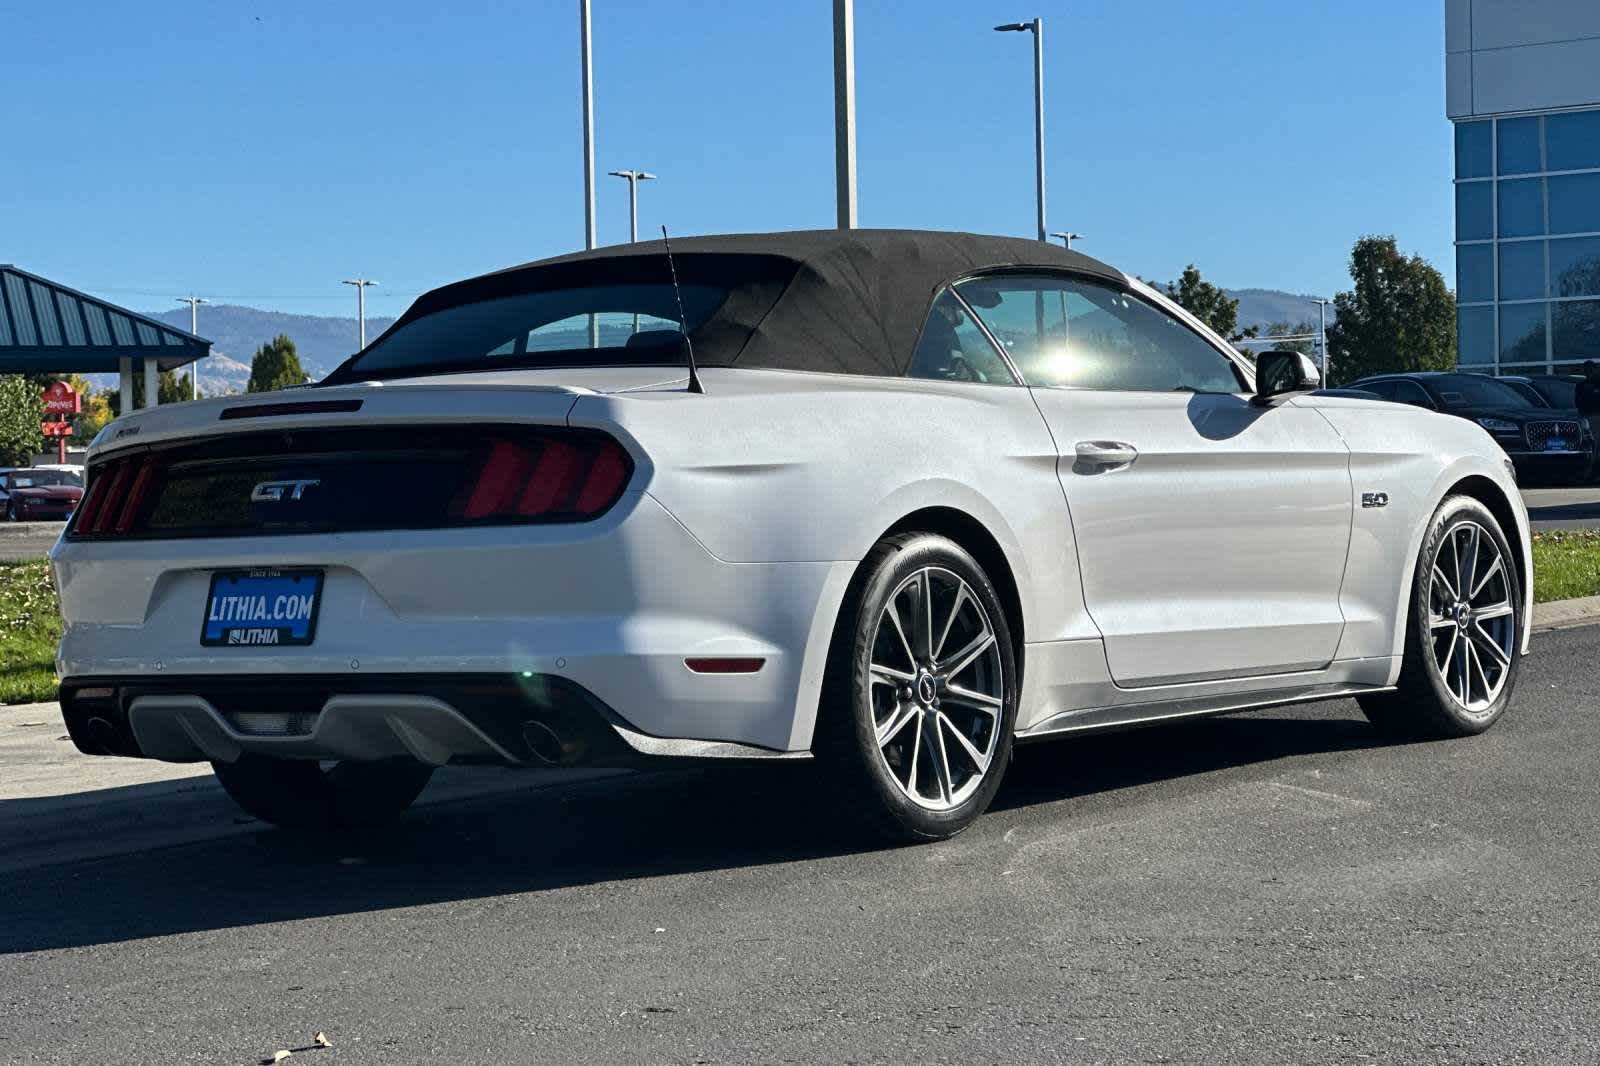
[1361,491,1389,509]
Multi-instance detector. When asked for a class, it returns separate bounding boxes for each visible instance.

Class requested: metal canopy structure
[0,264,210,412]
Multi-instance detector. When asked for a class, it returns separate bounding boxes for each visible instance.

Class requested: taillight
[449,434,632,522]
[72,455,165,537]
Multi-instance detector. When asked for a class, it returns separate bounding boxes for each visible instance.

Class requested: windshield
[1431,375,1537,409]
[1502,380,1550,407]
[9,469,81,488]
[1533,378,1578,407]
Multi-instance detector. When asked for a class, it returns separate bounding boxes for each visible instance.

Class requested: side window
[1361,380,1398,401]
[1394,380,1435,408]
[906,290,1016,384]
[954,274,1247,392]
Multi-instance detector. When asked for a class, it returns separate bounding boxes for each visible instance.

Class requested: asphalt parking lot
[0,521,64,562]
[1521,487,1600,530]
[2,625,1598,1064]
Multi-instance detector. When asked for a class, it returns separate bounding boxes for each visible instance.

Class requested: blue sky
[3,1,1451,319]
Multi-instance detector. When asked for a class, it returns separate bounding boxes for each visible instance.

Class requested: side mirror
[1253,350,1321,405]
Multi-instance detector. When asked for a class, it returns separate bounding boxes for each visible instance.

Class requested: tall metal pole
[581,0,599,347]
[833,0,857,228]
[1315,298,1331,381]
[177,295,206,399]
[608,169,656,243]
[610,169,656,336]
[343,279,378,350]
[580,0,597,251]
[997,18,1047,241]
[1031,18,1046,243]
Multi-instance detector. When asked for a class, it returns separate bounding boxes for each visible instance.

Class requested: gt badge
[251,478,321,503]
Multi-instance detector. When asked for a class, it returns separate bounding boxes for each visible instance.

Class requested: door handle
[1074,440,1139,468]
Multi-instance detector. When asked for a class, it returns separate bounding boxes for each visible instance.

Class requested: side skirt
[1013,681,1394,744]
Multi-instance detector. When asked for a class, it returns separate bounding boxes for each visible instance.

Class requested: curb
[1532,593,1600,632]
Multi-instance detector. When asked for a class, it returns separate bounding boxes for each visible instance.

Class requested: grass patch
[1531,529,1600,604]
[0,561,61,705]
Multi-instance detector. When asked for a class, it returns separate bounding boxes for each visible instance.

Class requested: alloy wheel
[1427,520,1516,716]
[867,566,1005,811]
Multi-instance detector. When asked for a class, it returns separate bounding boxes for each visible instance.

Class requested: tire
[813,533,1019,843]
[211,755,434,829]
[1358,495,1522,739]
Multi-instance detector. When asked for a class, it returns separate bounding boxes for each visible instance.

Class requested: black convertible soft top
[346,229,1127,379]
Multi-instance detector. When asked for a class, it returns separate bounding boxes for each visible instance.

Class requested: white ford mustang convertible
[53,230,1531,841]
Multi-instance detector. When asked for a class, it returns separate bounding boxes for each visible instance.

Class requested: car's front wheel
[814,533,1018,843]
[1358,494,1522,738]
[212,755,435,829]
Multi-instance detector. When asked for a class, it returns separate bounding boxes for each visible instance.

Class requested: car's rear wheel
[1358,495,1522,738]
[814,533,1018,843]
[211,754,434,829]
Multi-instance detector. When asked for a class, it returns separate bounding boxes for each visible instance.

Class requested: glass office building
[1455,111,1600,374]
[1448,0,1600,375]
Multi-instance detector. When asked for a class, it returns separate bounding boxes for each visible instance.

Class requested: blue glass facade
[1455,105,1600,373]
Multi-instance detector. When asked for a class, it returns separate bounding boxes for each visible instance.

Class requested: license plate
[1546,439,1570,451]
[202,569,323,647]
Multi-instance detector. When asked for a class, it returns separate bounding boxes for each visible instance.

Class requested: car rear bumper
[59,673,811,767]
[51,492,857,753]
[14,505,75,521]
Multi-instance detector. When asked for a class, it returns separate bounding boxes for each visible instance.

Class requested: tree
[159,371,192,405]
[1263,320,1319,358]
[248,334,309,393]
[1324,236,1456,384]
[74,389,114,439]
[105,369,187,413]
[1163,265,1259,343]
[0,376,42,466]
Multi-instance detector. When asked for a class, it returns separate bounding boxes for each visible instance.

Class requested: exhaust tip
[84,716,121,756]
[522,720,584,765]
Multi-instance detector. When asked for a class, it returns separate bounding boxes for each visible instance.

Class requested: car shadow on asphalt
[0,710,1393,955]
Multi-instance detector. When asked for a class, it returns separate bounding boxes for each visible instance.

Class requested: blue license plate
[1546,439,1569,451]
[202,569,323,647]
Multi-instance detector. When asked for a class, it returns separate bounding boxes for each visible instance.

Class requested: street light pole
[1049,231,1083,249]
[608,169,657,243]
[833,0,857,228]
[1315,298,1331,381]
[342,279,378,351]
[610,169,657,336]
[580,0,600,347]
[996,18,1046,241]
[580,0,597,252]
[176,295,207,399]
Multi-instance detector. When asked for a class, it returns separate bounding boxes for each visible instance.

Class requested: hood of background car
[1444,405,1581,424]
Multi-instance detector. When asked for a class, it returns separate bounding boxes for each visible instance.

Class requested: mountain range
[125,287,1331,394]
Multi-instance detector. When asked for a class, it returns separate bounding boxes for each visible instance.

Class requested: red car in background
[1,467,83,522]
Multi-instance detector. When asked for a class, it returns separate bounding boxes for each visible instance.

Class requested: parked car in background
[1496,375,1553,408]
[1523,373,1583,410]
[1348,371,1593,484]
[1312,388,1382,400]
[1,467,84,521]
